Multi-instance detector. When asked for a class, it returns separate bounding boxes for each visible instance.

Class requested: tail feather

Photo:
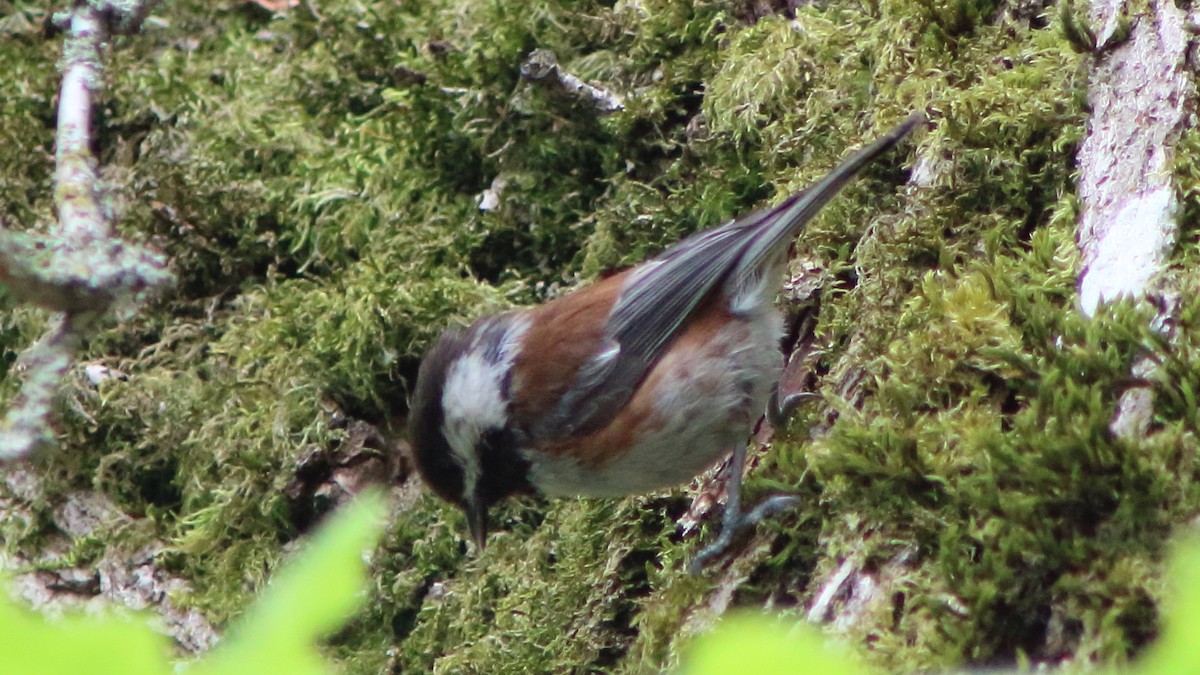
[732,111,925,287]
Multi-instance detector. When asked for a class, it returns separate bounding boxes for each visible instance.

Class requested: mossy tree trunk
[1,0,1198,671]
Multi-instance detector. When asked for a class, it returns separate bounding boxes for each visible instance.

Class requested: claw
[687,442,800,574]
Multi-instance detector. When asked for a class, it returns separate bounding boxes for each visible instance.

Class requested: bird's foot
[687,493,799,574]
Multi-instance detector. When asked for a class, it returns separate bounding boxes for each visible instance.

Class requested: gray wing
[540,112,923,440]
[537,204,795,440]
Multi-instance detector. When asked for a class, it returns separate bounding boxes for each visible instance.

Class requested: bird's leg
[687,441,799,574]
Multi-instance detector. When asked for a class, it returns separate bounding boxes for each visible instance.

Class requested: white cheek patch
[440,317,529,501]
[442,352,504,492]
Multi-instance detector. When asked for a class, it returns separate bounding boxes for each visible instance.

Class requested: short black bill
[464,499,488,551]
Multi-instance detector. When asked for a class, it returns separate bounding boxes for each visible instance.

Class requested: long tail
[734,111,924,277]
[563,113,922,438]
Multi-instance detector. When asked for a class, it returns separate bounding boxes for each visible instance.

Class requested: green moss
[0,10,57,227]
[4,0,1199,671]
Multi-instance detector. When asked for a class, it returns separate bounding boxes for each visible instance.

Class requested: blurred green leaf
[686,613,868,675]
[0,598,169,675]
[194,490,387,675]
[0,491,385,675]
[1133,537,1200,675]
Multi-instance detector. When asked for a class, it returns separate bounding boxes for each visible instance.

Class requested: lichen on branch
[0,0,171,460]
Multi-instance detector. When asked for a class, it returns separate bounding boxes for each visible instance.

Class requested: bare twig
[0,315,86,458]
[0,0,171,461]
[520,49,625,114]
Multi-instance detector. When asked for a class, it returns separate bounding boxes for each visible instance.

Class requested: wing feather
[539,113,923,441]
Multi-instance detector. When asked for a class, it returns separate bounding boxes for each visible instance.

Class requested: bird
[408,112,922,571]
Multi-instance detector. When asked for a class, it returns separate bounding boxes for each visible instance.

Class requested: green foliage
[2,0,1198,671]
[0,492,385,675]
[1136,538,1200,674]
[335,495,688,673]
[686,614,865,675]
[5,501,1200,675]
[2,601,168,675]
[195,491,386,675]
[686,537,1200,675]
[0,4,57,227]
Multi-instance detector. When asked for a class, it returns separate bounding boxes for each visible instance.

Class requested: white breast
[525,306,783,497]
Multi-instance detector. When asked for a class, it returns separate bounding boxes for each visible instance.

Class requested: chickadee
[409,112,922,570]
